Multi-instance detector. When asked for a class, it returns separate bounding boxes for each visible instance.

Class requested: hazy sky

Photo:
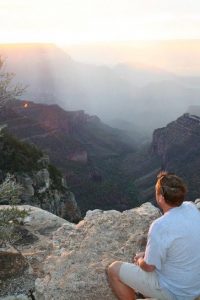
[1,0,200,44]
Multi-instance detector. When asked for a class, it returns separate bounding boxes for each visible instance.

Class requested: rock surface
[0,129,82,223]
[16,163,81,223]
[0,203,159,299]
[0,252,28,280]
[35,202,160,300]
[122,113,200,205]
[1,202,200,300]
[0,205,74,298]
[151,113,200,202]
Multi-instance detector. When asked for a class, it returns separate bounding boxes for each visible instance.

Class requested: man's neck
[163,206,173,214]
[162,203,178,214]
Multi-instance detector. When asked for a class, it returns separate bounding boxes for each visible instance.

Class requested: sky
[1,0,200,44]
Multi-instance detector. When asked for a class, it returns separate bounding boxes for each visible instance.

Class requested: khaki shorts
[119,262,175,300]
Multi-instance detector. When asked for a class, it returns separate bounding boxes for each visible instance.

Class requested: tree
[0,174,28,247]
[0,56,25,108]
[0,58,28,247]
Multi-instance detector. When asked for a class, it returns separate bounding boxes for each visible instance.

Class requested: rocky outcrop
[16,168,81,223]
[0,205,73,298]
[0,203,160,299]
[2,168,81,224]
[1,202,200,299]
[151,113,200,165]
[34,202,160,300]
[150,113,200,201]
[127,113,200,204]
[0,130,81,223]
[195,199,200,210]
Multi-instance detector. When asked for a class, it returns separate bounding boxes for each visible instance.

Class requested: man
[107,172,200,300]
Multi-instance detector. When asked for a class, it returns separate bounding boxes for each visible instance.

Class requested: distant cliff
[125,113,200,203]
[2,100,200,212]
[152,113,200,165]
[0,100,137,214]
[151,113,200,200]
[1,43,200,135]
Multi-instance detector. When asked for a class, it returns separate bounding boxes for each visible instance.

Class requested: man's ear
[158,193,165,204]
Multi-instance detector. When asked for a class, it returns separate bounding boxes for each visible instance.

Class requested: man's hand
[133,251,145,264]
[133,251,155,272]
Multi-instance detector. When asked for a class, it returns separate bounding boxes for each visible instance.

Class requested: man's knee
[107,261,123,280]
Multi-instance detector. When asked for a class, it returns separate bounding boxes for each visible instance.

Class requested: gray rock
[0,252,28,280]
[60,192,81,223]
[0,205,72,298]
[37,155,49,168]
[2,203,199,300]
[34,169,50,193]
[195,199,200,210]
[35,202,160,300]
[0,295,29,300]
[14,162,81,223]
[16,174,34,202]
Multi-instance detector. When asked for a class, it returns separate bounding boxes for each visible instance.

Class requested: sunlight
[0,0,200,45]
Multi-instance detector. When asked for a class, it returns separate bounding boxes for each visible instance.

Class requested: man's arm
[133,252,155,272]
[136,257,156,272]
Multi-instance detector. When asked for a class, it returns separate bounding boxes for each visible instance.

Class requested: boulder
[35,202,160,300]
[195,199,200,210]
[0,205,73,298]
[1,202,199,299]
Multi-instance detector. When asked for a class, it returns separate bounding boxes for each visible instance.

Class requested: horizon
[1,0,200,75]
[1,39,200,75]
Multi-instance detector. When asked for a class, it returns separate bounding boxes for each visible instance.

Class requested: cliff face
[151,113,200,167]
[0,130,81,223]
[1,100,91,140]
[0,100,137,214]
[1,43,200,136]
[151,113,200,201]
[121,113,200,204]
[1,100,133,165]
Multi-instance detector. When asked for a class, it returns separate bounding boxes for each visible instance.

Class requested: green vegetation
[0,174,23,205]
[0,174,28,247]
[0,130,43,173]
[48,164,65,190]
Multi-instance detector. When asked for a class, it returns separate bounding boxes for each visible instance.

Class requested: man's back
[145,201,200,300]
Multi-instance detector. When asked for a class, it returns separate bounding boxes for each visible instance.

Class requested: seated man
[107,172,200,300]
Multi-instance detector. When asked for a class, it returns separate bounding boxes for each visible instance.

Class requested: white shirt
[144,201,200,300]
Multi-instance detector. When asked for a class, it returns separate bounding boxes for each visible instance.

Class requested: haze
[66,40,200,76]
[1,1,200,141]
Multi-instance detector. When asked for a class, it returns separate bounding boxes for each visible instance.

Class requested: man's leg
[107,261,136,300]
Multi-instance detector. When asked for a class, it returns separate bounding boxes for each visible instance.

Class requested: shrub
[0,174,28,247]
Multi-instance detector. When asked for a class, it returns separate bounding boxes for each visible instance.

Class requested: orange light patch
[23,103,29,108]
